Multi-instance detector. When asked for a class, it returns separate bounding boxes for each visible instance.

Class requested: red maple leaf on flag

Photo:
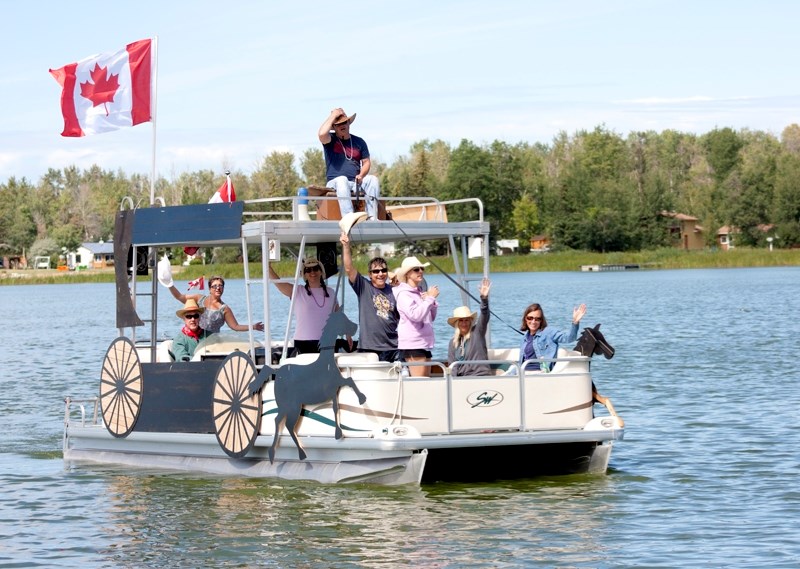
[80,63,120,116]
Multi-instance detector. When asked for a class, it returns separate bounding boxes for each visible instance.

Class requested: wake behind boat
[63,192,624,485]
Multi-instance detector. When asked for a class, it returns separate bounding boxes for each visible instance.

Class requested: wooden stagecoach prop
[100,337,143,437]
[100,201,368,459]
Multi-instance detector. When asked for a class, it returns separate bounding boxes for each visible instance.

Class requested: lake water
[1,267,799,567]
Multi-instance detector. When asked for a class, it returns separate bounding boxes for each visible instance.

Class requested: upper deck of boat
[127,195,489,249]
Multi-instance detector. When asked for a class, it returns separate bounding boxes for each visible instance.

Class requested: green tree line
[3,124,799,261]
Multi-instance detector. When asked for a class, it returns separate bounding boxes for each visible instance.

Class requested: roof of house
[81,242,114,254]
[716,226,741,236]
[660,210,699,221]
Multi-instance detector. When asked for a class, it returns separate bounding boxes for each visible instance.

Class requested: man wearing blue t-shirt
[318,108,381,220]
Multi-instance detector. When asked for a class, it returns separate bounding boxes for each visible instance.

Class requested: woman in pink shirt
[268,257,339,355]
[393,256,440,376]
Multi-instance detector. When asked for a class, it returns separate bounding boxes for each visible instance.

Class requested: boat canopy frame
[114,194,491,365]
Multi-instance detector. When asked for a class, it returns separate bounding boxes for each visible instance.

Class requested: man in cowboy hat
[171,298,210,362]
[447,278,492,377]
[318,107,381,221]
[339,231,400,362]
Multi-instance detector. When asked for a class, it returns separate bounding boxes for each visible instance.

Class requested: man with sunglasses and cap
[319,107,381,221]
[171,298,211,362]
[340,231,400,362]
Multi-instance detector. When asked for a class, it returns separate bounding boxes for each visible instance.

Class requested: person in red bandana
[171,299,210,361]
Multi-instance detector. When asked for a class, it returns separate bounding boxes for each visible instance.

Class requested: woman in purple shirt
[394,256,440,376]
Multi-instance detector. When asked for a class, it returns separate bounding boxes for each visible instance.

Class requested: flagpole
[149,36,159,206]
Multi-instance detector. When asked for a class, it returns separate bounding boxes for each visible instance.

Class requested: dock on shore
[580,263,640,272]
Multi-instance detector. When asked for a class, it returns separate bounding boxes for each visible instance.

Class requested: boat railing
[238,195,485,224]
[386,353,593,435]
[64,396,100,428]
[398,360,449,378]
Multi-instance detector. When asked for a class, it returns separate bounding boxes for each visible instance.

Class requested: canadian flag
[184,173,236,256]
[208,173,236,203]
[187,276,205,291]
[49,39,152,137]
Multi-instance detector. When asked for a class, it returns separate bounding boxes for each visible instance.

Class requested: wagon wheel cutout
[99,337,143,438]
[213,352,262,458]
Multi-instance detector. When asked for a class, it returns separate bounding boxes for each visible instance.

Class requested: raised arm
[223,306,264,332]
[558,304,587,344]
[339,232,358,284]
[476,278,491,333]
[572,303,586,324]
[268,265,294,298]
[167,285,200,304]
[318,108,345,145]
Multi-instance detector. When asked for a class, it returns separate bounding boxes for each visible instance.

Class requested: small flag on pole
[187,276,205,291]
[209,171,236,203]
[184,172,236,256]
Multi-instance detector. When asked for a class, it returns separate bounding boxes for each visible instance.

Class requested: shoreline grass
[2,247,798,286]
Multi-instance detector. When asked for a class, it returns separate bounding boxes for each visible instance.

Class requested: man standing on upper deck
[319,108,381,220]
[340,231,400,362]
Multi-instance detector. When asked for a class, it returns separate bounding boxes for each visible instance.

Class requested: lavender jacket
[395,282,438,349]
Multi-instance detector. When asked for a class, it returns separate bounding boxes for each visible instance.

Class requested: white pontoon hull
[64,350,623,485]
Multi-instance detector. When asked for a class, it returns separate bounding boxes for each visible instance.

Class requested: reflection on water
[93,471,619,568]
[2,268,800,566]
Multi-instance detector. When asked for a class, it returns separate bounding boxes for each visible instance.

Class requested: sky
[3,0,799,184]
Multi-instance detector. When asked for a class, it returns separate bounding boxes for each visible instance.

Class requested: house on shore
[660,211,704,250]
[716,226,739,250]
[496,239,519,255]
[67,242,115,269]
[529,234,551,253]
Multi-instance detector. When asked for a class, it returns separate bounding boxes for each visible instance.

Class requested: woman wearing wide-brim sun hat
[158,257,264,334]
[393,256,439,376]
[447,278,493,377]
[268,257,342,355]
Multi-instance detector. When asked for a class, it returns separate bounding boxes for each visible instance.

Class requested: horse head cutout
[575,323,615,360]
[250,309,366,463]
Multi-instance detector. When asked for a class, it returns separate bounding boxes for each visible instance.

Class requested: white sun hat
[394,256,430,282]
[339,211,369,236]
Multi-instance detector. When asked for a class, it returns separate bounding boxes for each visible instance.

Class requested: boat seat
[281,353,320,365]
[487,347,519,373]
[308,185,388,221]
[335,352,379,365]
[551,348,581,373]
[157,339,175,362]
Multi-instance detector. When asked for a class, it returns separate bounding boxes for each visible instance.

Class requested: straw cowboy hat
[333,110,356,125]
[339,211,368,236]
[393,256,430,282]
[447,306,478,327]
[176,298,205,318]
[302,256,326,279]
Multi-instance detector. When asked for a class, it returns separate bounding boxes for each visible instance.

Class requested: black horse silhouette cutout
[575,323,624,427]
[248,310,366,462]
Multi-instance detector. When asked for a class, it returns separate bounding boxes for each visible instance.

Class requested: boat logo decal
[467,390,503,408]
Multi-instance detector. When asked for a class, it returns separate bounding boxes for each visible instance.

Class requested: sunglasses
[210,284,224,290]
[184,313,200,320]
[304,266,321,273]
[526,316,543,322]
[370,268,389,275]
[334,122,349,127]
[411,267,425,273]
